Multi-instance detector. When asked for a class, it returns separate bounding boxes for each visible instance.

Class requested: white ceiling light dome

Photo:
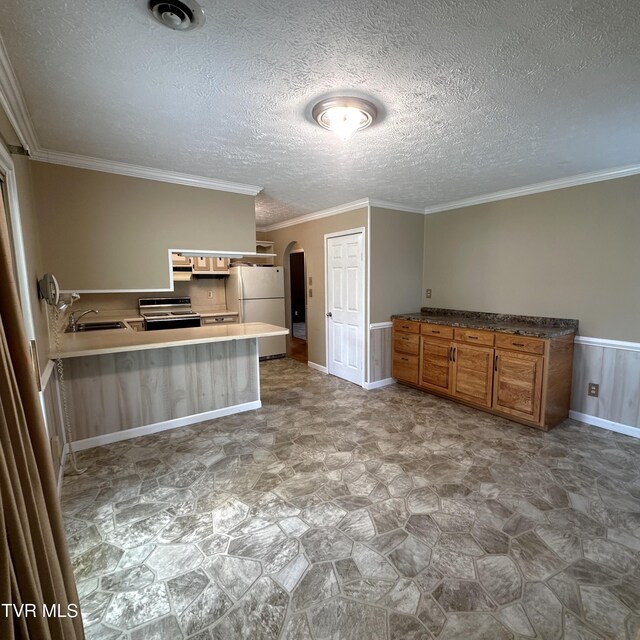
[312,97,378,141]
[148,0,205,31]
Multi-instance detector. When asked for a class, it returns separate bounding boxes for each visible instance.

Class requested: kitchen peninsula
[54,322,288,449]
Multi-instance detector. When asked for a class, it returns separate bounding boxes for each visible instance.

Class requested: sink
[65,321,127,333]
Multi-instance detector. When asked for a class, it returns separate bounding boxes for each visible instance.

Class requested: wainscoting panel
[41,365,66,482]
[64,340,259,441]
[571,338,640,430]
[369,323,392,384]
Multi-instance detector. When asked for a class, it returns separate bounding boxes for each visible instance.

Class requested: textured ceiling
[0,0,639,224]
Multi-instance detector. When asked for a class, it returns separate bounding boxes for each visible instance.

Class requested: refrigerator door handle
[239,270,245,303]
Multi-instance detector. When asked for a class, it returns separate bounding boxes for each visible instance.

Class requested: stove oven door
[144,316,202,331]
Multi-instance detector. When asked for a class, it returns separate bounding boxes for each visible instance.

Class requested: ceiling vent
[148,0,205,31]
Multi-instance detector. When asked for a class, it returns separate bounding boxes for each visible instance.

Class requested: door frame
[324,227,366,387]
[0,146,37,351]
[289,248,306,334]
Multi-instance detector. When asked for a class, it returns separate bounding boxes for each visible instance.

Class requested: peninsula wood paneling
[64,340,259,440]
[42,369,66,480]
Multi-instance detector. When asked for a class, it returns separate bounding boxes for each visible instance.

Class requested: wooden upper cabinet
[192,256,211,272]
[191,257,230,273]
[419,336,453,393]
[171,253,192,267]
[493,349,543,423]
[452,343,494,407]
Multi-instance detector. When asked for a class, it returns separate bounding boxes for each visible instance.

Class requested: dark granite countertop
[391,308,578,338]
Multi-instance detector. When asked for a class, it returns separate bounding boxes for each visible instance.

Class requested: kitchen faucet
[67,309,98,332]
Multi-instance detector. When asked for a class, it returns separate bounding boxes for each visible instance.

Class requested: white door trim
[324,227,366,387]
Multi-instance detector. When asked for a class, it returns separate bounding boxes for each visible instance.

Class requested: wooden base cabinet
[392,320,574,430]
[453,343,494,408]
[493,350,543,423]
[419,337,453,393]
[392,320,420,385]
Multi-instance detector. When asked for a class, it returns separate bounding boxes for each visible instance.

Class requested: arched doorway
[283,241,307,363]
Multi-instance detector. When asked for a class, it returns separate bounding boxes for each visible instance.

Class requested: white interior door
[326,230,365,385]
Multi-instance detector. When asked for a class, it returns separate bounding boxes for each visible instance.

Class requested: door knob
[326,312,332,317]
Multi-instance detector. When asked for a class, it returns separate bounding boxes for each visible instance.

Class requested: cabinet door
[192,257,212,272]
[171,253,192,267]
[452,343,494,407]
[419,337,453,394]
[493,349,543,423]
[212,257,229,271]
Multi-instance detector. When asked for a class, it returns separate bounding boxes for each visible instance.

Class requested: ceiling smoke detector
[148,0,205,31]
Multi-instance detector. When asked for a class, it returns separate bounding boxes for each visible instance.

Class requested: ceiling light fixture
[312,97,377,141]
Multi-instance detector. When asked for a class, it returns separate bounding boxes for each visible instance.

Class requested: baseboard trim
[69,401,262,452]
[363,378,396,390]
[569,410,640,440]
[308,361,328,374]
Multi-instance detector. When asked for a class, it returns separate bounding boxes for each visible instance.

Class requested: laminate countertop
[52,322,288,359]
[391,307,578,339]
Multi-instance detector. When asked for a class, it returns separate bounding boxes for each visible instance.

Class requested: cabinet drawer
[202,315,238,325]
[392,353,419,384]
[454,328,495,346]
[495,333,545,355]
[420,323,454,339]
[393,319,420,334]
[393,333,420,355]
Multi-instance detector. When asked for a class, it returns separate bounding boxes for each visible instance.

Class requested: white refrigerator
[226,266,286,358]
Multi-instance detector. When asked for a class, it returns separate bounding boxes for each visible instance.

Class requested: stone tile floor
[61,358,640,639]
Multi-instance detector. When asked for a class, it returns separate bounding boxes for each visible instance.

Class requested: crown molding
[368,199,424,214]
[257,197,425,231]
[257,198,370,231]
[0,34,40,152]
[29,148,263,195]
[423,163,640,215]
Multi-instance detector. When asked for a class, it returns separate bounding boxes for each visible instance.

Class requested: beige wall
[31,162,256,292]
[422,174,640,342]
[264,208,368,367]
[370,207,424,323]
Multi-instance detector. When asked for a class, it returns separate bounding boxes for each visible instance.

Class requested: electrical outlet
[207,290,213,299]
[426,289,432,298]
[308,276,313,286]
[309,289,313,298]
[588,383,599,397]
